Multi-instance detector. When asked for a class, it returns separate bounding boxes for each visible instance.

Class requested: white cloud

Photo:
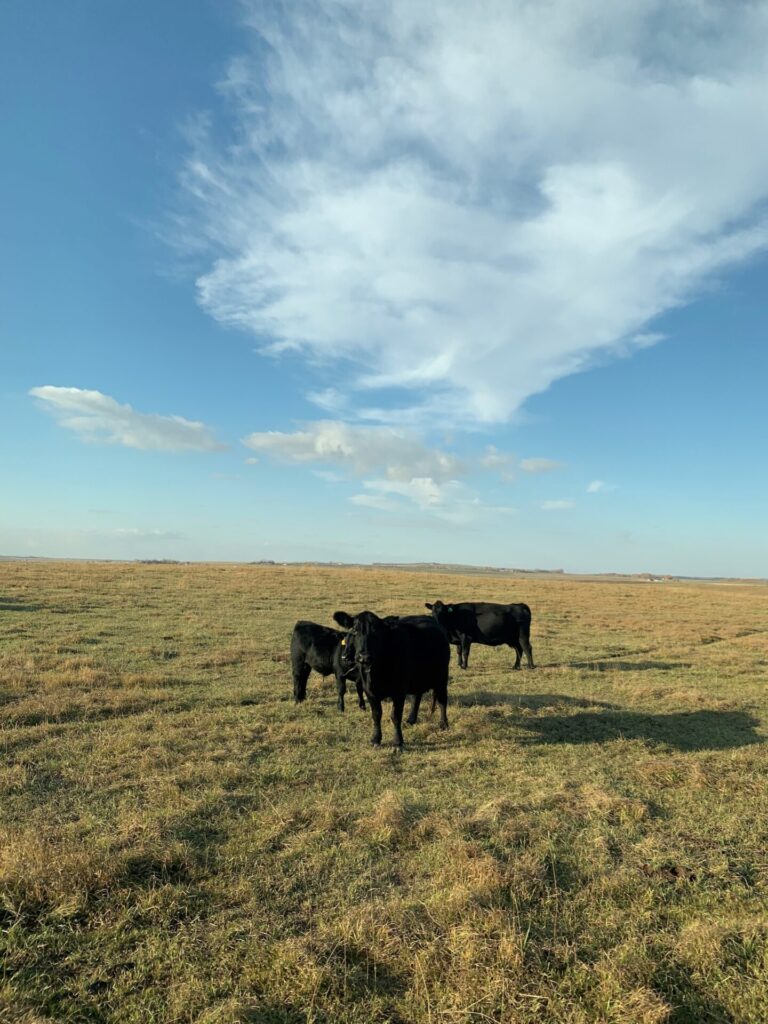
[540,499,574,511]
[30,386,225,452]
[179,0,768,425]
[242,420,463,481]
[363,476,450,509]
[520,457,564,473]
[111,528,183,540]
[349,492,396,511]
[480,445,516,479]
[354,477,516,524]
[244,420,556,518]
[586,479,618,493]
[480,448,563,478]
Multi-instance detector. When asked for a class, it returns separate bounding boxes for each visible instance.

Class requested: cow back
[450,602,530,643]
[291,620,344,675]
[368,616,449,699]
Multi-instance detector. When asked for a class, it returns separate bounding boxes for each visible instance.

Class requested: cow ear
[333,611,353,628]
[425,602,433,610]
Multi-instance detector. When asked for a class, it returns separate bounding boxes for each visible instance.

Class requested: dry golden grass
[1,560,767,1023]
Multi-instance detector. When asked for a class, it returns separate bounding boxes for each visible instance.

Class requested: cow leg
[356,675,367,710]
[369,697,383,747]
[460,637,471,669]
[453,642,466,670]
[391,695,406,749]
[334,671,347,712]
[406,692,422,726]
[511,642,522,670]
[434,683,449,730]
[293,660,311,703]
[522,637,535,669]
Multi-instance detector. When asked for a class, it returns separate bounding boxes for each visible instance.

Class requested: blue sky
[2,0,767,576]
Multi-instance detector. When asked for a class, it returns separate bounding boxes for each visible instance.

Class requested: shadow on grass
[239,972,410,1024]
[240,1006,398,1024]
[519,708,762,751]
[653,959,736,1023]
[570,659,693,671]
[3,698,176,728]
[240,1010,325,1024]
[119,853,193,886]
[0,597,43,612]
[456,691,618,711]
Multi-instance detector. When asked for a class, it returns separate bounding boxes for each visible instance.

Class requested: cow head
[337,628,357,673]
[425,600,453,629]
[333,610,391,679]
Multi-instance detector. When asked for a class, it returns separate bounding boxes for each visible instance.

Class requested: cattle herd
[291,600,535,749]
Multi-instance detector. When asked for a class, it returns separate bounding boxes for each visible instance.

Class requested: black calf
[290,620,365,712]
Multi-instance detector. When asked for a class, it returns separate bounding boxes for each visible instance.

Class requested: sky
[2,0,767,577]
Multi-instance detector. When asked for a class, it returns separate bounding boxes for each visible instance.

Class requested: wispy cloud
[480,447,563,479]
[111,528,183,540]
[243,420,530,520]
[480,446,515,474]
[520,458,564,474]
[179,0,768,426]
[587,479,617,493]
[540,499,574,511]
[361,477,458,510]
[30,386,226,452]
[349,492,396,511]
[352,478,516,524]
[242,420,463,482]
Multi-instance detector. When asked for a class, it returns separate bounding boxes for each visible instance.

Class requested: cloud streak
[351,478,517,524]
[243,420,549,520]
[180,0,768,425]
[30,387,226,452]
[520,458,564,474]
[242,420,463,482]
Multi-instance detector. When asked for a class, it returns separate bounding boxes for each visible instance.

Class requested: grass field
[1,560,767,1024]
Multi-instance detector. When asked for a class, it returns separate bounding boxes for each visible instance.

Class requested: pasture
[1,560,767,1024]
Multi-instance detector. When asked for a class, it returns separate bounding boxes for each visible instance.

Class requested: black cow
[333,610,450,749]
[337,614,441,724]
[290,620,365,712]
[425,600,535,671]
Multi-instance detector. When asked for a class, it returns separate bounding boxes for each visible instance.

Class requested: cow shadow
[239,1003,409,1024]
[518,708,762,752]
[238,1008,323,1024]
[569,659,693,672]
[456,691,618,711]
[0,596,42,612]
[652,959,737,1023]
[2,698,188,728]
